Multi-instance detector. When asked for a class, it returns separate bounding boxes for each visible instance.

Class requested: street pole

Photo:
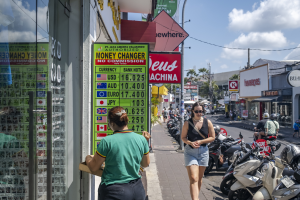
[179,0,188,151]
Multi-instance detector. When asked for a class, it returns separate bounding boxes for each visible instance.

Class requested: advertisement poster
[242,110,248,118]
[93,43,149,151]
[154,0,179,22]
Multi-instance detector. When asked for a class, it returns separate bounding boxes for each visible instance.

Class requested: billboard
[149,52,181,83]
[92,43,149,151]
[154,0,179,22]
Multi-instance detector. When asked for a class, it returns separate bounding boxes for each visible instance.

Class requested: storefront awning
[252,96,283,102]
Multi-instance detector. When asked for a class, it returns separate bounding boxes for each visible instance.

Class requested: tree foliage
[229,74,239,80]
[198,81,219,100]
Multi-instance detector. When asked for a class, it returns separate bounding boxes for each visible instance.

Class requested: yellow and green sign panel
[93,43,149,151]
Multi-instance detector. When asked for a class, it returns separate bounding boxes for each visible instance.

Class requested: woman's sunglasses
[194,110,204,113]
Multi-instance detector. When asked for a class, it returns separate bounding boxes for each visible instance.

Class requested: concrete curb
[145,153,163,200]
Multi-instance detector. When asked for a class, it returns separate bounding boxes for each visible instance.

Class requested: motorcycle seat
[261,135,277,141]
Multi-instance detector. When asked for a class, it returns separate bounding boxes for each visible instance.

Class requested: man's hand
[142,131,151,141]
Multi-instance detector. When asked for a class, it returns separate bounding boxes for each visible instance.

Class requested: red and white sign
[220,128,227,136]
[242,110,248,118]
[149,53,181,83]
[251,139,270,156]
[97,133,107,140]
[229,80,238,92]
[184,85,197,89]
[97,125,107,131]
[244,78,261,86]
[153,10,189,51]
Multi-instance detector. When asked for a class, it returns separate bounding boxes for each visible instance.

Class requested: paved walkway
[147,123,226,200]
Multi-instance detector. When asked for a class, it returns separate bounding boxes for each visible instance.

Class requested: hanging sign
[287,70,300,87]
[92,43,149,151]
[153,10,189,51]
[149,52,181,83]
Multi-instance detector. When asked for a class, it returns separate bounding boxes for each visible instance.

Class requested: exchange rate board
[92,43,149,151]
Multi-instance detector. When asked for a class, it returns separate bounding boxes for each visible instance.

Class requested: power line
[154,21,300,52]
[11,0,49,35]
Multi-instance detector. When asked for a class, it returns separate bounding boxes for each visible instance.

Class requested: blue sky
[129,0,300,74]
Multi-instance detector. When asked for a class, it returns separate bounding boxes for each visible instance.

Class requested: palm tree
[199,81,219,102]
[186,69,198,81]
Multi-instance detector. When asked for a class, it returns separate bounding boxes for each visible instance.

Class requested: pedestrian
[85,106,150,200]
[293,120,300,137]
[169,107,174,118]
[254,113,269,140]
[229,110,233,120]
[163,107,168,123]
[264,113,279,139]
[181,102,216,200]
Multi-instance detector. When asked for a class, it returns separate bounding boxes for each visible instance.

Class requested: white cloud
[221,31,288,60]
[229,0,300,32]
[284,44,300,60]
[0,0,48,42]
[220,64,228,69]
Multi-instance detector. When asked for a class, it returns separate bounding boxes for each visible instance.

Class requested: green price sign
[92,43,149,151]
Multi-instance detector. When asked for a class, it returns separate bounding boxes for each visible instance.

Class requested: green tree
[163,84,180,94]
[186,69,198,81]
[229,74,239,80]
[198,81,219,101]
[198,68,210,80]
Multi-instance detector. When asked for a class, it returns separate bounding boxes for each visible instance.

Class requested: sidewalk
[147,123,226,200]
[215,115,300,145]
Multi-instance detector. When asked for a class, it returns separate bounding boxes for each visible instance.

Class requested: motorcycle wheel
[204,157,214,175]
[220,173,235,195]
[228,189,251,200]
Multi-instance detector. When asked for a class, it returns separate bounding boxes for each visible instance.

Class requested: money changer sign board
[92,43,149,151]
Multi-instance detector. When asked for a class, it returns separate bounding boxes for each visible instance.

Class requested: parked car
[211,107,225,114]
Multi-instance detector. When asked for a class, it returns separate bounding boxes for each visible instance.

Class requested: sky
[129,0,300,75]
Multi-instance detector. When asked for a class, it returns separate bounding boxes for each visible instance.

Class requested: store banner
[154,0,179,22]
[229,80,239,92]
[230,93,239,101]
[149,53,181,83]
[242,110,248,118]
[184,85,197,89]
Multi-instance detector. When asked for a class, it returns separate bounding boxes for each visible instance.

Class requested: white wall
[240,64,269,97]
[293,87,300,125]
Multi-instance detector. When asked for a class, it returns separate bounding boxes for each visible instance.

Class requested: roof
[213,70,240,82]
[253,59,300,75]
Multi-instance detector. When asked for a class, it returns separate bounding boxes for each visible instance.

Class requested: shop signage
[184,85,197,89]
[244,78,260,86]
[251,139,270,156]
[228,80,238,92]
[153,10,189,51]
[149,53,181,83]
[287,70,300,87]
[230,93,239,101]
[220,128,227,136]
[154,0,179,22]
[263,90,279,96]
[92,43,149,150]
[242,110,248,118]
[186,82,191,85]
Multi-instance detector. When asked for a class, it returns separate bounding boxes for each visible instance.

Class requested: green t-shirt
[96,132,149,185]
[264,120,279,135]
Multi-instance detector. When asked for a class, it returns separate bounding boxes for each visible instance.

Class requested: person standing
[85,106,150,200]
[163,107,168,123]
[181,102,215,200]
[293,120,300,137]
[264,113,280,139]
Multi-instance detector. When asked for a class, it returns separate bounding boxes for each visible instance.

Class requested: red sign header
[149,53,181,83]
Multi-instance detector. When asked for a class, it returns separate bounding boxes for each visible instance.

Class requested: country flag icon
[96,99,107,106]
[97,116,107,123]
[37,99,46,106]
[97,133,107,140]
[97,91,107,97]
[97,74,107,81]
[97,82,107,89]
[37,74,46,80]
[97,108,107,114]
[97,125,107,131]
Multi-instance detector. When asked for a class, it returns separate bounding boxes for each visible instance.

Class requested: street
[149,114,292,200]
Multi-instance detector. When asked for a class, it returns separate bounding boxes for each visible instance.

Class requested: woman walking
[181,102,215,200]
[85,106,150,200]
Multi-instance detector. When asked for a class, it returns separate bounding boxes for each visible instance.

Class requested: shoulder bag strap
[187,120,207,139]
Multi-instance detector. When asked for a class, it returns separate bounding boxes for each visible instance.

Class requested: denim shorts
[184,145,209,167]
[98,178,145,200]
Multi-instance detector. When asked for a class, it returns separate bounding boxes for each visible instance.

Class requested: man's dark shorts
[98,178,145,200]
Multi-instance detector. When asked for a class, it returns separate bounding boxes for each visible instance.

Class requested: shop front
[239,64,269,124]
[251,90,292,128]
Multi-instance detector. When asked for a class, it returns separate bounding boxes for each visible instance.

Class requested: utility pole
[247,48,250,68]
[179,0,188,151]
[208,63,212,104]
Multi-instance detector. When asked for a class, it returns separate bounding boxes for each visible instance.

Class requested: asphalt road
[202,114,288,194]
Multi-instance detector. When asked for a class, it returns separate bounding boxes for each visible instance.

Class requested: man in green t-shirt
[264,114,279,137]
